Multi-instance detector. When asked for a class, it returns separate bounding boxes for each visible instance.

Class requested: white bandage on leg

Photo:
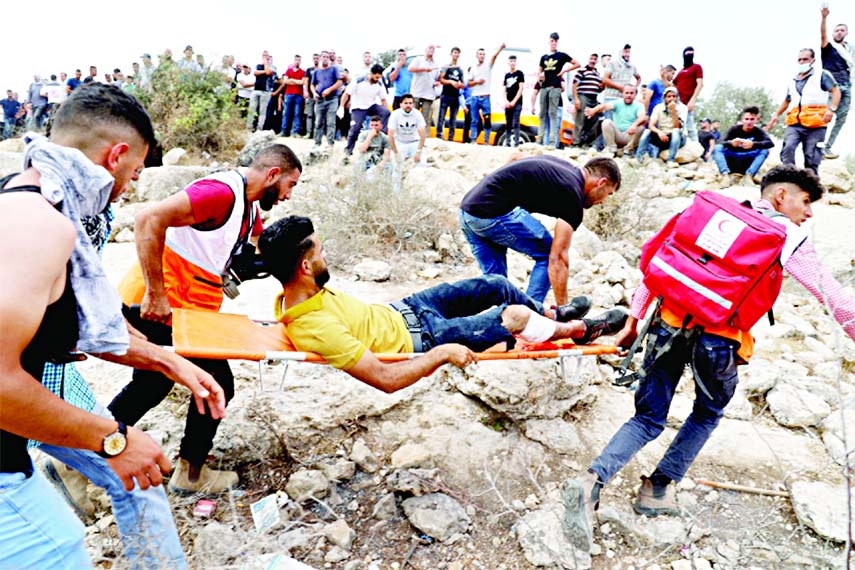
[518,310,557,343]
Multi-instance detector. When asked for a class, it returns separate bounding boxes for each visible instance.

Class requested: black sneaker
[577,307,629,344]
[555,295,593,322]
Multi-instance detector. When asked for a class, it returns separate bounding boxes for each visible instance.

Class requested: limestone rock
[659,141,704,164]
[194,521,249,564]
[0,151,22,177]
[513,501,592,569]
[372,492,398,519]
[353,259,391,282]
[350,439,380,473]
[386,468,441,496]
[390,442,433,469]
[523,418,581,454]
[134,165,210,203]
[766,383,831,427]
[442,357,600,421]
[820,409,855,466]
[323,519,355,550]
[791,480,855,542]
[285,469,329,502]
[161,147,189,166]
[818,159,853,193]
[318,458,356,483]
[401,493,471,542]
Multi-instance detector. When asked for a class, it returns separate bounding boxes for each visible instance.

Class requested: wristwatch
[99,421,128,458]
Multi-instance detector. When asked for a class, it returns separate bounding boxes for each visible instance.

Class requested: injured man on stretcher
[258,216,629,393]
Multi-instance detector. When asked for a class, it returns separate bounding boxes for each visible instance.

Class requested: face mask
[798,63,812,74]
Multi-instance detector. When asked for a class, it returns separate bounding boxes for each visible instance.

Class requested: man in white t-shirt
[236,64,255,119]
[388,93,427,191]
[467,43,506,144]
[408,44,440,132]
[340,64,390,160]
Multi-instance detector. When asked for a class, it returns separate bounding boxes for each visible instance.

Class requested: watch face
[104,433,127,456]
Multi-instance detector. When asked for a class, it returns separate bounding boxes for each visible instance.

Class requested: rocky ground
[2,133,855,569]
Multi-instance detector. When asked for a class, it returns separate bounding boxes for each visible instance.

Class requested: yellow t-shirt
[275,288,413,370]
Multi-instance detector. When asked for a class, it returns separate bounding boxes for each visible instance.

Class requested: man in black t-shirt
[459,156,621,304]
[437,47,466,141]
[538,32,579,148]
[712,106,775,186]
[503,55,526,147]
[820,5,854,158]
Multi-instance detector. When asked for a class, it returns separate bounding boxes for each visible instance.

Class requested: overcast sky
[3,0,853,154]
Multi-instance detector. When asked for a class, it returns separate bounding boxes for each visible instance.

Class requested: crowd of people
[2,8,855,568]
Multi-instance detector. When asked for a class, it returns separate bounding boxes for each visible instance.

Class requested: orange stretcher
[171,308,620,389]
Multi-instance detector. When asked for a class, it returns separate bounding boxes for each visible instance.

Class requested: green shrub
[291,166,458,268]
[136,64,246,156]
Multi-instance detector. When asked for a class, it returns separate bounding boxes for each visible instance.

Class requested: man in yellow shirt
[260,216,628,393]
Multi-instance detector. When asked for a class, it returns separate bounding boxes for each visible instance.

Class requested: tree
[694,81,784,138]
[375,48,411,69]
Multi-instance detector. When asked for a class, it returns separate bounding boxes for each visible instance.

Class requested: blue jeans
[3,119,16,140]
[281,94,304,136]
[589,321,739,484]
[711,146,769,176]
[400,275,544,352]
[686,110,697,142]
[826,83,851,152]
[469,95,492,143]
[636,129,684,162]
[39,407,186,569]
[539,87,563,147]
[0,469,92,569]
[504,102,522,146]
[313,97,338,145]
[437,95,460,140]
[459,207,553,303]
[781,124,826,175]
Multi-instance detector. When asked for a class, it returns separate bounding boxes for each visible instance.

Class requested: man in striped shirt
[572,54,603,147]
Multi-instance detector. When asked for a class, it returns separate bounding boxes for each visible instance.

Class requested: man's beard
[259,187,278,211]
[314,268,331,288]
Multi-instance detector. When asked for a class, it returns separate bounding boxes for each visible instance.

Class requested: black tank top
[0,174,80,474]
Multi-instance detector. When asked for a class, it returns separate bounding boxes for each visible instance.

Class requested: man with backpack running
[562,165,855,552]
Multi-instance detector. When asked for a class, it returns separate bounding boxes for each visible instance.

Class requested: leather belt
[389,301,424,353]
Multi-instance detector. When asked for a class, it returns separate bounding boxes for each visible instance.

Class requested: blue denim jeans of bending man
[281,93,305,136]
[437,95,461,140]
[781,123,827,175]
[40,404,186,570]
[469,95,492,142]
[589,321,739,484]
[636,129,684,161]
[459,207,553,303]
[0,468,93,569]
[826,83,851,152]
[399,274,544,352]
[711,146,770,176]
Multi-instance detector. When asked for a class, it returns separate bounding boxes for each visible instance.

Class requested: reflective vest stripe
[650,256,733,310]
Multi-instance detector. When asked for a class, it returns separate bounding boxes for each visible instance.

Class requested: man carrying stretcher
[259,216,629,392]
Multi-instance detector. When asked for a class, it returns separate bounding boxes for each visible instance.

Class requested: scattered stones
[791,480,855,543]
[285,469,330,502]
[353,259,392,282]
[372,492,398,520]
[350,439,380,474]
[766,383,831,427]
[161,147,189,166]
[514,502,592,569]
[323,519,356,550]
[401,493,471,542]
[390,442,433,469]
[134,165,210,202]
[386,468,441,496]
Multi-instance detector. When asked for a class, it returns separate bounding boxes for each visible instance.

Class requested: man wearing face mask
[673,46,704,141]
[768,48,841,176]
[110,144,302,494]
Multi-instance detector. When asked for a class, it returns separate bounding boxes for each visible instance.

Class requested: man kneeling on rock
[259,216,629,391]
